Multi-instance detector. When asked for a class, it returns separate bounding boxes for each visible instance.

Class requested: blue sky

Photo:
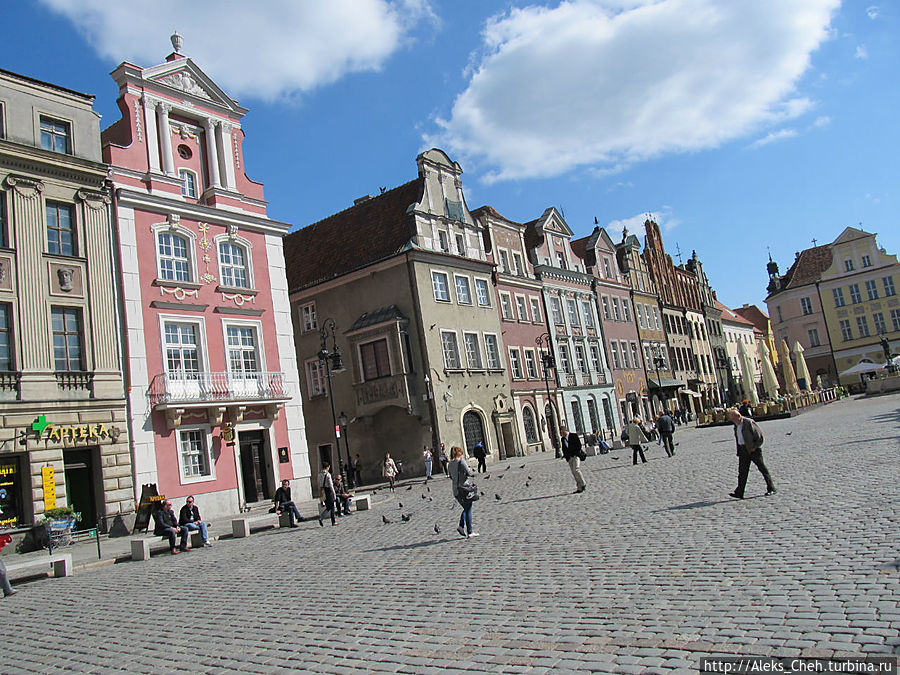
[3,1,897,310]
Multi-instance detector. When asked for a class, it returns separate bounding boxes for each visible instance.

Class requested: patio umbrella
[737,339,760,405]
[792,341,812,391]
[759,341,780,399]
[838,358,883,377]
[779,339,800,396]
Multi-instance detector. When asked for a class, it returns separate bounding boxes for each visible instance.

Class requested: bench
[353,494,372,511]
[231,512,292,538]
[5,553,73,579]
[130,535,174,561]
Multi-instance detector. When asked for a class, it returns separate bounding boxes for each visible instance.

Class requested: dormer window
[40,116,71,154]
[158,231,192,282]
[862,255,872,268]
[844,259,855,272]
[556,252,566,270]
[180,169,197,198]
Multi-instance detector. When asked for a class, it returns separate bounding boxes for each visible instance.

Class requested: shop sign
[31,415,119,443]
[0,461,19,528]
[41,466,57,510]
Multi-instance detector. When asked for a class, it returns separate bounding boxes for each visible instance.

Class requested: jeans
[0,558,13,595]
[338,495,352,515]
[182,521,209,542]
[456,497,473,534]
[661,433,675,457]
[278,501,303,526]
[567,456,586,489]
[158,526,189,550]
[319,490,336,525]
[425,459,432,479]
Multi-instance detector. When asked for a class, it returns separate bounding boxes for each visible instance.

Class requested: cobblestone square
[4,394,898,674]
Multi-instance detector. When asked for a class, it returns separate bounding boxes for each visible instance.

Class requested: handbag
[457,462,479,501]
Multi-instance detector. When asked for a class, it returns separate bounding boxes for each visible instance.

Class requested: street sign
[41,466,56,510]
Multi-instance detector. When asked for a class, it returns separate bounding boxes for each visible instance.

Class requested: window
[513,253,524,276]
[636,304,645,328]
[463,333,483,369]
[300,303,317,332]
[558,345,571,374]
[603,258,612,279]
[839,319,852,342]
[865,280,879,300]
[832,288,845,307]
[873,313,886,335]
[883,276,896,297]
[164,322,200,375]
[47,202,76,256]
[566,299,580,326]
[776,306,783,323]
[570,401,585,434]
[0,304,11,371]
[575,345,587,373]
[226,325,259,374]
[609,342,621,369]
[40,116,71,154]
[581,301,595,329]
[51,307,84,371]
[432,271,450,302]
[622,299,631,323]
[509,348,523,379]
[158,232,191,281]
[0,192,7,248]
[484,334,501,369]
[849,284,861,304]
[589,345,601,372]
[218,241,249,288]
[529,297,542,323]
[307,360,325,396]
[499,293,514,320]
[652,307,661,330]
[619,341,630,368]
[601,297,611,320]
[800,297,813,315]
[179,429,211,478]
[844,259,855,272]
[437,231,449,252]
[862,255,872,268]
[550,297,564,325]
[360,338,391,380]
[587,398,599,431]
[556,251,566,269]
[611,298,621,321]
[856,316,870,338]
[524,349,538,378]
[499,250,511,274]
[523,407,539,444]
[455,276,472,305]
[807,328,820,348]
[475,278,491,307]
[455,234,465,256]
[630,342,640,369]
[891,309,900,332]
[441,331,461,369]
[179,169,197,198]
[515,295,529,321]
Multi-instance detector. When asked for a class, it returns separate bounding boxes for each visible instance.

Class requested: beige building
[0,69,133,532]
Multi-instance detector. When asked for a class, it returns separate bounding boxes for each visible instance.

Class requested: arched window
[218,241,249,288]
[463,411,486,457]
[522,406,539,444]
[157,232,191,282]
[570,399,585,434]
[179,169,197,198]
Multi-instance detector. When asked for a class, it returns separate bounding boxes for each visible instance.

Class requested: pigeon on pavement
[382,515,391,524]
[401,513,411,522]
[433,523,441,534]
[494,494,502,501]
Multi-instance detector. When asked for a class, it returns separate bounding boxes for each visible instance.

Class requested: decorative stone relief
[159,72,212,100]
[0,258,11,292]
[197,222,216,285]
[160,286,199,302]
[221,292,255,307]
[57,267,74,292]
[226,223,239,239]
[134,104,143,142]
[173,123,197,140]
[76,188,111,209]
[4,175,43,198]
[233,134,241,170]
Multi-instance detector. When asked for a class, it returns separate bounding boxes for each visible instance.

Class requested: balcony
[0,371,20,401]
[352,373,412,417]
[149,371,290,408]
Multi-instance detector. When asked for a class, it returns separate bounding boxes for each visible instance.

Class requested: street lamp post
[318,318,346,484]
[338,411,352,487]
[652,345,666,414]
[536,333,560,457]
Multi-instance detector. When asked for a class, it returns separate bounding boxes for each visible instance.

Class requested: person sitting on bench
[273,479,303,527]
[178,496,212,547]
[153,500,190,554]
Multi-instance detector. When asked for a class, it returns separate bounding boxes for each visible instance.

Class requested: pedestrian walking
[656,410,676,457]
[560,425,586,493]
[727,409,776,499]
[318,462,338,526]
[624,417,650,465]
[178,495,212,546]
[738,400,752,418]
[382,453,399,491]
[448,446,478,539]
[473,442,487,473]
[439,443,449,476]
[0,532,16,597]
[423,445,433,480]
[353,453,363,487]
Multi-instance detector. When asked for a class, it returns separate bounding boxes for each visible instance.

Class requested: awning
[683,390,703,399]
[648,378,686,390]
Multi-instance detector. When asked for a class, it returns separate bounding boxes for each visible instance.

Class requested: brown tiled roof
[716,300,754,326]
[570,236,588,259]
[470,205,506,221]
[284,179,423,291]
[781,245,832,289]
[733,304,770,332]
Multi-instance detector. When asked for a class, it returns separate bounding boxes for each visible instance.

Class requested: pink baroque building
[102,37,309,517]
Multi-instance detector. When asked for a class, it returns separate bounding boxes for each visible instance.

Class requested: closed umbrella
[759,341,780,399]
[779,339,800,396]
[737,339,760,405]
[793,341,812,391]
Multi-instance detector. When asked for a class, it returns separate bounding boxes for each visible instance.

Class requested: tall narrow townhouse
[284,149,516,487]
[524,208,618,442]
[102,37,308,515]
[616,229,679,414]
[575,226,650,426]
[719,302,762,401]
[473,206,560,455]
[685,251,724,407]
[0,69,133,532]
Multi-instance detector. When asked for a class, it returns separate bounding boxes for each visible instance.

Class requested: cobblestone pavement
[4,395,899,674]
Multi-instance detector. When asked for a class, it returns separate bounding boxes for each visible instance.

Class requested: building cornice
[0,140,108,186]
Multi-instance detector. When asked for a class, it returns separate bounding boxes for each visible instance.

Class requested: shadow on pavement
[364,538,459,553]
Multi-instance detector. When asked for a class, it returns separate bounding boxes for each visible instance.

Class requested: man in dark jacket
[153,500,190,554]
[178,496,211,547]
[560,425,586,493]
[473,442,487,473]
[656,411,676,457]
[273,479,303,527]
[727,409,776,499]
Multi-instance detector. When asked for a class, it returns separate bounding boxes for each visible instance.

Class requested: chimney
[353,195,373,206]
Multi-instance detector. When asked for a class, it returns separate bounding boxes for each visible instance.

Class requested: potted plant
[38,506,81,547]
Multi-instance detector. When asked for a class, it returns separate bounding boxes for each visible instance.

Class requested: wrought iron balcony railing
[149,371,289,407]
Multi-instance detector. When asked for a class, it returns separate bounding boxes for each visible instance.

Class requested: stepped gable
[284,178,423,292]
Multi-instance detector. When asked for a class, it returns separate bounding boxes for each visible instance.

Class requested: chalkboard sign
[132,483,162,533]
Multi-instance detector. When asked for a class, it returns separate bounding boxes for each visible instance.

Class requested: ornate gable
[143,59,247,116]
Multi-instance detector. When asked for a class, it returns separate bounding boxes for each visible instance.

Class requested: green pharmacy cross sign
[31,415,116,443]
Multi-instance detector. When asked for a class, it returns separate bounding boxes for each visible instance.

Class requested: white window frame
[550,297,564,325]
[590,344,601,372]
[581,300,595,329]
[306,357,326,396]
[800,297,812,315]
[515,294,529,322]
[862,254,872,268]
[529,297,542,324]
[509,347,523,379]
[865,280,879,301]
[153,222,197,283]
[474,278,491,307]
[619,340,630,368]
[622,299,631,323]
[609,341,620,369]
[611,297,622,321]
[221,319,266,395]
[300,302,317,333]
[178,425,216,484]
[463,332,483,370]
[179,168,198,198]
[566,298,580,327]
[441,330,462,369]
[159,314,207,378]
[499,292,514,320]
[437,230,449,253]
[603,258,612,279]
[215,234,254,290]
[484,333,502,370]
[512,253,524,276]
[558,344,571,374]
[432,270,451,302]
[601,296,611,320]
[575,344,587,373]
[498,249,511,274]
[524,348,538,379]
[636,303,645,329]
[454,274,472,305]
[652,306,661,330]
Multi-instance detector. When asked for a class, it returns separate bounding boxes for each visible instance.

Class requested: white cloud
[429,0,839,181]
[607,207,681,238]
[855,44,869,59]
[749,129,798,149]
[811,115,831,128]
[37,0,436,101]
[866,6,879,19]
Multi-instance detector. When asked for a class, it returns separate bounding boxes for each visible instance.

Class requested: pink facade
[101,41,308,517]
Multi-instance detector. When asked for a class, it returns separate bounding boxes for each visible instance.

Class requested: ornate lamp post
[652,345,667,414]
[318,318,346,483]
[536,333,560,457]
[338,411,352,487]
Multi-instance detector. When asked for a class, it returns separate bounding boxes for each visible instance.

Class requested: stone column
[142,95,161,172]
[157,103,175,176]
[204,118,221,189]
[217,121,236,189]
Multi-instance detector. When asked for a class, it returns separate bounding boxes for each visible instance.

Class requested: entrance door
[238,430,272,504]
[64,448,98,529]
[462,411,485,457]
[500,422,516,459]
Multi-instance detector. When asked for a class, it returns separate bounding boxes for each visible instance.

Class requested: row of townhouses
[0,37,800,532]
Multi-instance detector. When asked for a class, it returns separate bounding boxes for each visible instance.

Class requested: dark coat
[733,417,764,455]
[178,504,201,526]
[656,414,675,434]
[153,507,179,535]
[273,486,293,506]
[561,432,582,460]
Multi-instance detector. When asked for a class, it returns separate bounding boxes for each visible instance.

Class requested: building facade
[0,69,133,531]
[719,302,760,401]
[687,251,727,407]
[102,38,308,516]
